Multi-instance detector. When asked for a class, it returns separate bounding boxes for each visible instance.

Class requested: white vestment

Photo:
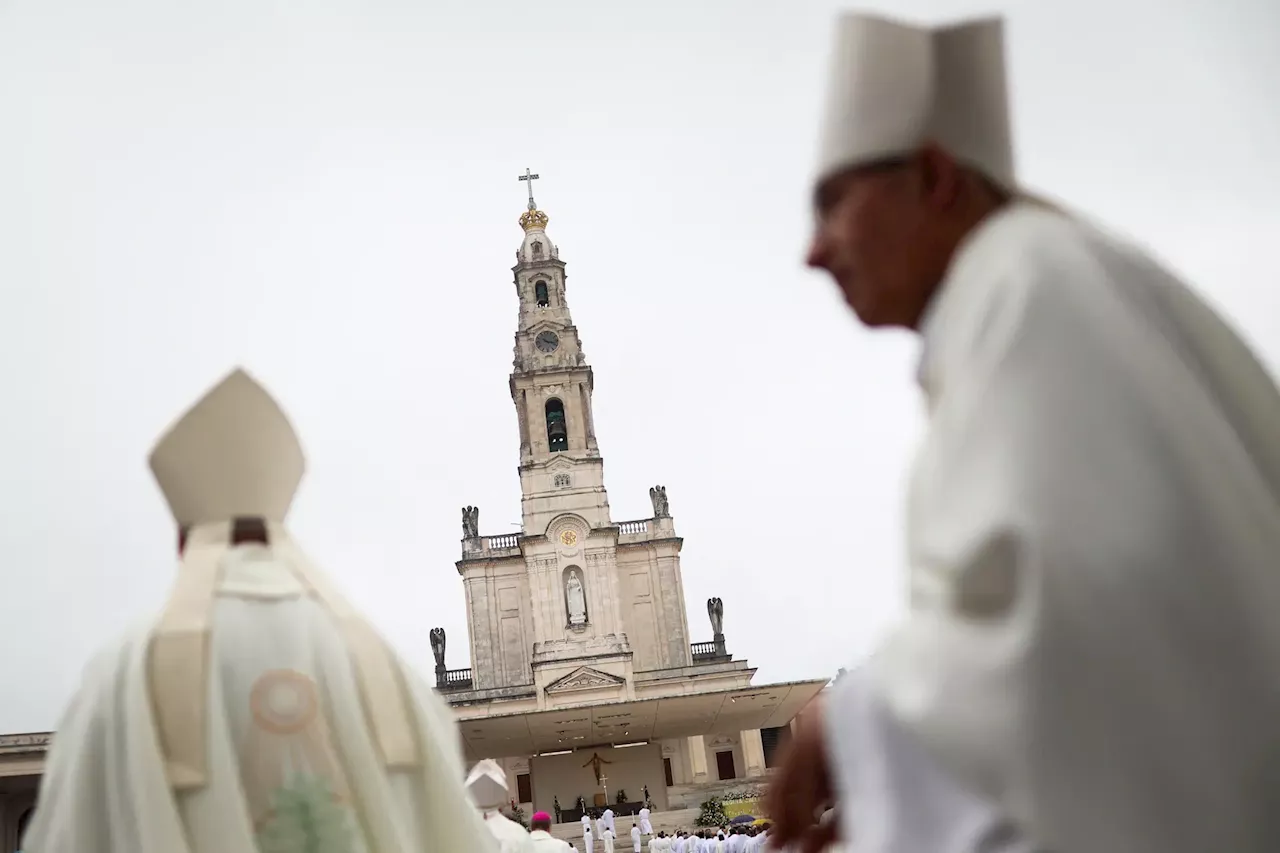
[827,669,1029,852]
[632,825,643,851]
[584,827,594,851]
[830,202,1280,853]
[603,808,616,834]
[24,532,498,853]
[529,828,573,851]
[485,810,538,853]
[639,807,653,835]
[603,828,616,853]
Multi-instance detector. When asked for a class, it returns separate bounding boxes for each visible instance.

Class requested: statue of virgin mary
[566,572,587,625]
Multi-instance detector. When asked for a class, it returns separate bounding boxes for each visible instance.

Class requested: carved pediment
[545,666,626,695]
[527,320,563,337]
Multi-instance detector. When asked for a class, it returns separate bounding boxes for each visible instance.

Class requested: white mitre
[149,366,303,529]
[815,12,1014,190]
[467,758,512,810]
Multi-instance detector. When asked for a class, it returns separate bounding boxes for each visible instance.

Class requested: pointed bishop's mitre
[148,368,305,526]
[815,13,1014,190]
[466,759,510,809]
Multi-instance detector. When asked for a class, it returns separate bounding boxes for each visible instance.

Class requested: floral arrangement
[695,797,727,827]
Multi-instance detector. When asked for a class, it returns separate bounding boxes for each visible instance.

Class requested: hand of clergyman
[763,702,840,853]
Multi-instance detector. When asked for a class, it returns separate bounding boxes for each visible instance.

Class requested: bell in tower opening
[545,398,568,452]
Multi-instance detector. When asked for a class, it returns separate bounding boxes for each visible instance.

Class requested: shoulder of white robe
[268,523,422,769]
[917,201,1090,396]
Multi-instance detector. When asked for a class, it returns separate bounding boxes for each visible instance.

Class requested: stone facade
[0,190,826,840]
[433,193,802,820]
[445,200,720,708]
[0,734,45,851]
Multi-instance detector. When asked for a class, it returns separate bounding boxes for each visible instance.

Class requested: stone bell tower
[449,172,704,699]
[499,171,636,692]
[508,168,611,536]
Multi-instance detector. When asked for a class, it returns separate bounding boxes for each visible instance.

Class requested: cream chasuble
[829,202,1280,853]
[482,811,537,853]
[25,368,497,853]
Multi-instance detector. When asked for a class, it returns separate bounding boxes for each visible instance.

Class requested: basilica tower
[432,177,828,811]
[451,172,708,704]
[508,170,611,535]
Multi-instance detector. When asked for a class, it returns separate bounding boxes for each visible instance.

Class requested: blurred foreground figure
[468,759,536,852]
[769,11,1280,853]
[26,368,496,853]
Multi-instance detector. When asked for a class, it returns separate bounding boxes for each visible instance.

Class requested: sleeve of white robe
[825,666,1034,852]
[837,210,1280,853]
[22,627,191,853]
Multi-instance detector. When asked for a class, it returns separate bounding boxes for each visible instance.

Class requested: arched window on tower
[545,398,568,452]
[532,240,543,258]
[535,280,550,307]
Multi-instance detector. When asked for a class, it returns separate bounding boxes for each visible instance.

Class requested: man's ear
[916,142,963,210]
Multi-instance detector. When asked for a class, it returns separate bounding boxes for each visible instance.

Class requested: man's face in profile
[806,149,963,330]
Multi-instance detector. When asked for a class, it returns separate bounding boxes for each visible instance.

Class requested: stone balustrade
[462,517,677,560]
[461,533,522,560]
[690,638,730,664]
[485,533,520,550]
[437,668,474,691]
[617,519,649,535]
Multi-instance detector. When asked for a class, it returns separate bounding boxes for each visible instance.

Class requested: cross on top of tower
[517,167,549,232]
[518,168,539,211]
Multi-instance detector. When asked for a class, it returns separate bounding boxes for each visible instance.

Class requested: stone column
[740,729,767,778]
[687,735,709,783]
[579,382,597,449]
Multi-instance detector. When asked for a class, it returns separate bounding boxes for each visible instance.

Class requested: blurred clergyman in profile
[26,368,497,853]
[768,11,1280,853]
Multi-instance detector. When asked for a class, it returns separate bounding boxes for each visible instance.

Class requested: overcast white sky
[1,0,1277,735]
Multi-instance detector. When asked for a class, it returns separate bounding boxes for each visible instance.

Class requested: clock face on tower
[536,331,560,353]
